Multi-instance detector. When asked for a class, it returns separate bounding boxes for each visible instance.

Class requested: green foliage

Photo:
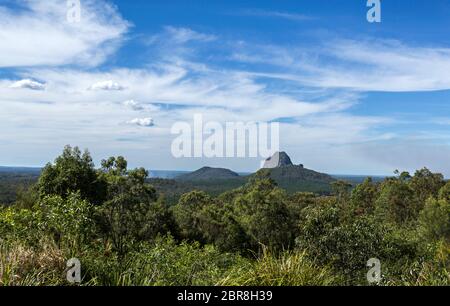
[218,249,341,286]
[173,190,214,242]
[172,190,248,252]
[375,178,420,224]
[37,145,106,205]
[14,185,39,210]
[296,202,388,283]
[173,178,296,254]
[439,181,450,202]
[0,206,42,246]
[39,193,96,249]
[0,171,39,205]
[418,197,450,243]
[410,168,445,204]
[331,180,353,201]
[351,177,378,215]
[230,178,295,253]
[82,236,242,286]
[1,146,450,286]
[97,162,172,256]
[287,192,316,219]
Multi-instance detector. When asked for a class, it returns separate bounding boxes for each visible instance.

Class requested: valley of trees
[0,146,449,286]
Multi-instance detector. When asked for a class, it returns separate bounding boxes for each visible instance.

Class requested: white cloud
[0,0,129,68]
[123,100,144,111]
[237,39,450,92]
[164,26,216,44]
[239,9,313,22]
[9,79,46,91]
[127,118,154,127]
[89,80,125,91]
[1,23,448,173]
[307,39,450,92]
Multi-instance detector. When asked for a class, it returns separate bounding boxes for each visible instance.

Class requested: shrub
[296,203,388,283]
[82,236,241,286]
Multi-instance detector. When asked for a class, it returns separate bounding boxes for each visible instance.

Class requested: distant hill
[176,167,241,181]
[148,170,189,179]
[172,152,337,195]
[258,152,335,194]
[265,165,334,182]
[0,166,41,174]
[0,168,41,205]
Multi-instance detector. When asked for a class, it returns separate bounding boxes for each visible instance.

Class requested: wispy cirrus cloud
[237,9,314,22]
[306,39,450,92]
[0,0,129,68]
[164,26,216,43]
[231,38,450,92]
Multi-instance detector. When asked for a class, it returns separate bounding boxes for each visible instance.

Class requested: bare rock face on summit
[262,152,293,169]
[259,152,335,192]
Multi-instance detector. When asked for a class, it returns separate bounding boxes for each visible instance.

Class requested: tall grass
[217,248,341,286]
[1,237,446,286]
[0,241,65,286]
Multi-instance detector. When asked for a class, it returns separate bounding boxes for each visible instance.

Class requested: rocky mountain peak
[262,151,294,169]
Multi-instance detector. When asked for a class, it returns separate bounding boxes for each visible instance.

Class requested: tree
[286,192,317,235]
[438,181,450,203]
[375,178,420,224]
[418,197,450,243]
[394,170,412,182]
[350,178,378,215]
[37,145,107,205]
[97,159,171,256]
[172,190,214,243]
[101,156,127,175]
[331,180,352,202]
[410,168,445,204]
[232,178,295,252]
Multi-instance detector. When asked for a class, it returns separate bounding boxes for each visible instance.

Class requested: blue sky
[1,0,450,176]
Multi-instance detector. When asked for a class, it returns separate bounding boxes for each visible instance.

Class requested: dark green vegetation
[0,152,339,205]
[0,168,40,206]
[260,164,335,194]
[148,155,338,204]
[1,146,449,286]
[177,167,241,181]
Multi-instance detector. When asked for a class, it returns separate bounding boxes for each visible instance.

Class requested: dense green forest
[0,170,40,205]
[1,146,449,286]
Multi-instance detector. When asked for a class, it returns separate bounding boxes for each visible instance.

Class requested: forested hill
[176,167,241,181]
[0,168,41,205]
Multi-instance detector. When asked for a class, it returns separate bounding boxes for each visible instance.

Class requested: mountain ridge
[176,166,241,181]
[176,152,334,186]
